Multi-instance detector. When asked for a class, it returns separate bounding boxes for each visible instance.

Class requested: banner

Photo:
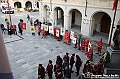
[22,22,26,30]
[112,0,118,10]
[88,42,92,52]
[41,24,44,30]
[49,26,54,34]
[44,25,48,31]
[70,31,74,39]
[56,29,59,37]
[30,26,35,33]
[61,28,65,35]
[72,37,77,44]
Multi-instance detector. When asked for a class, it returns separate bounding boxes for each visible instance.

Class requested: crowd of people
[38,52,104,79]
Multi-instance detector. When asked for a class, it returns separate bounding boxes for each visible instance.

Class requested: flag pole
[108,0,118,46]
[7,0,12,26]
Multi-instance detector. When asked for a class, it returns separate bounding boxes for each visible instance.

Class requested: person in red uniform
[97,39,103,56]
[81,39,85,52]
[38,26,41,36]
[74,35,78,48]
[70,53,75,72]
[38,64,45,79]
[57,29,61,41]
[13,24,17,35]
[46,60,53,79]
[75,55,82,76]
[87,47,93,61]
[85,39,89,53]
[42,27,46,38]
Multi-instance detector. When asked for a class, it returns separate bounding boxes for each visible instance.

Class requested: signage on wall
[83,19,89,24]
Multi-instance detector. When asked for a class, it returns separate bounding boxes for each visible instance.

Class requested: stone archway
[14,2,22,9]
[69,9,82,33]
[91,12,111,35]
[37,2,39,8]
[90,11,111,43]
[25,1,32,9]
[54,7,64,28]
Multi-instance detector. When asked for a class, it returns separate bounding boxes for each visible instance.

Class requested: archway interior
[37,2,39,8]
[69,9,82,33]
[91,12,111,43]
[25,1,32,9]
[14,2,22,9]
[43,5,50,23]
[54,7,64,28]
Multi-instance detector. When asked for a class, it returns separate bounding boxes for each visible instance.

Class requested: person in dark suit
[46,60,53,79]
[38,64,45,79]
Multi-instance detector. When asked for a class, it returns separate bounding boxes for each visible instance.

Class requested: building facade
[0,0,120,43]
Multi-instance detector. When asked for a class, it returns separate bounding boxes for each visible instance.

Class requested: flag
[88,42,91,52]
[112,0,118,10]
[61,28,65,35]
[72,37,77,44]
[22,22,26,30]
[49,26,53,34]
[44,25,48,31]
[30,26,35,33]
[70,31,74,39]
[56,29,59,37]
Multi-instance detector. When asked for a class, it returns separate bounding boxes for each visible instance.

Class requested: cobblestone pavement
[2,24,102,79]
[1,12,102,79]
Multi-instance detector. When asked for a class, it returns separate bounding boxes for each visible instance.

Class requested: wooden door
[101,13,111,34]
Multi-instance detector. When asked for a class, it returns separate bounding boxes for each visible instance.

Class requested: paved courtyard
[2,25,101,79]
[0,12,102,79]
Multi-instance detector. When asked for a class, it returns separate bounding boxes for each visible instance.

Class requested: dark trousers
[76,67,80,75]
[48,73,52,79]
[38,32,40,36]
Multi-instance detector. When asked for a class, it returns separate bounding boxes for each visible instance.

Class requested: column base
[0,72,14,79]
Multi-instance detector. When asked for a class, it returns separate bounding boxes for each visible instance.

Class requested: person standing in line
[75,55,82,76]
[13,24,17,35]
[46,60,53,79]
[27,14,30,23]
[38,64,45,79]
[18,19,23,35]
[97,39,103,56]
[30,18,33,26]
[5,19,9,35]
[70,53,75,73]
[74,35,78,48]
[77,35,82,50]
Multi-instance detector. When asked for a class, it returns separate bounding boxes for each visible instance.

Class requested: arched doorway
[43,5,50,23]
[101,13,111,34]
[14,2,22,9]
[25,1,32,9]
[37,2,39,8]
[54,7,64,28]
[90,12,111,43]
[69,9,82,33]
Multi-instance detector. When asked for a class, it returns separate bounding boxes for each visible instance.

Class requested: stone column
[50,11,54,26]
[64,14,70,31]
[54,10,57,26]
[0,29,14,79]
